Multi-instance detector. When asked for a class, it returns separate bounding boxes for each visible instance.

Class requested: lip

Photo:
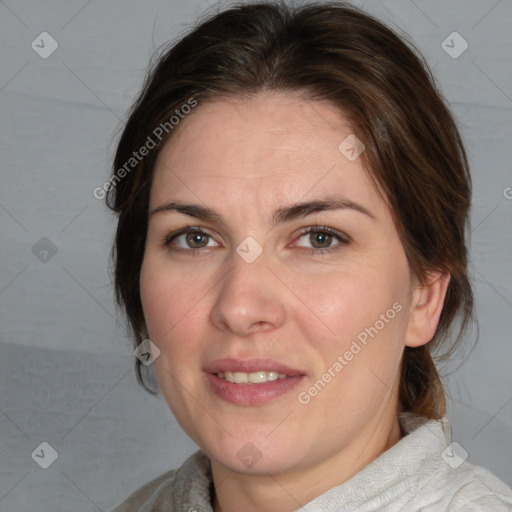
[203,358,306,406]
[204,358,304,376]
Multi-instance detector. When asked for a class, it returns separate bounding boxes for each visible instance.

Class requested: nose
[209,246,286,337]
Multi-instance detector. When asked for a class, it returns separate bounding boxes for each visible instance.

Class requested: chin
[202,434,306,476]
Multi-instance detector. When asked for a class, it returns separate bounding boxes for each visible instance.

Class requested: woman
[107,1,512,510]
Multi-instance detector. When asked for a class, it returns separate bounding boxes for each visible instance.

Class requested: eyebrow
[149,195,376,227]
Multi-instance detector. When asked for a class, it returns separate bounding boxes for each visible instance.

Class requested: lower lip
[205,373,304,406]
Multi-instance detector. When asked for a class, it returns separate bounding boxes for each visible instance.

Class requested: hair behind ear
[400,345,445,418]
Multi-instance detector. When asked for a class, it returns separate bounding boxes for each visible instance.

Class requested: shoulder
[425,459,512,511]
[108,450,213,512]
[398,414,512,511]
[109,468,177,512]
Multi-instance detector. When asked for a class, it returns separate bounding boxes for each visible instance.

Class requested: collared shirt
[110,412,512,511]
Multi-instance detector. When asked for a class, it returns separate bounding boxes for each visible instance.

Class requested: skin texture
[139,91,450,512]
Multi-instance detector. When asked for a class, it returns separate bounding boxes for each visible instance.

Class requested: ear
[404,271,451,348]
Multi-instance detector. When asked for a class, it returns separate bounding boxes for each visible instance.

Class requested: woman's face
[140,91,417,476]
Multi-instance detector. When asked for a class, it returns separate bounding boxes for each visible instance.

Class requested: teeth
[217,371,287,384]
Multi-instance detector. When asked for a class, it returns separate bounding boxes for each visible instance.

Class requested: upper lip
[204,358,305,376]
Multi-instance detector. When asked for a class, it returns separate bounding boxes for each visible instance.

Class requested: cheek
[140,256,187,347]
[140,261,168,341]
[139,258,203,421]
[303,265,406,339]
[139,254,213,372]
[299,259,411,388]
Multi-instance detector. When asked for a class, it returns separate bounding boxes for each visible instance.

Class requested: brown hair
[107,1,474,419]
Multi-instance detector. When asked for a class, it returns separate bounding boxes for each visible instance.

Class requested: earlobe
[405,271,451,348]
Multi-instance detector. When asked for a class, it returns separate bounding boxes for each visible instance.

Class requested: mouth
[204,357,304,380]
[216,370,289,384]
[203,358,305,406]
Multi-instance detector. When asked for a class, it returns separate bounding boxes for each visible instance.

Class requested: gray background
[1,0,511,510]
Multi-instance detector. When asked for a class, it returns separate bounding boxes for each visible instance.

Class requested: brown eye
[184,232,209,248]
[309,231,333,249]
[164,227,217,251]
[295,226,349,255]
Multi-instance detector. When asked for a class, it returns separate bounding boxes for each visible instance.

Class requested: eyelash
[162,225,350,256]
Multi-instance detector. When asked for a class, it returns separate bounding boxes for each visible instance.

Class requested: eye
[163,226,218,253]
[163,225,349,256]
[294,226,349,255]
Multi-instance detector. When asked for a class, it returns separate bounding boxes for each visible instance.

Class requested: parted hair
[107,1,474,419]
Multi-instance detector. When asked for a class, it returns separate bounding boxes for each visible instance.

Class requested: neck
[211,412,403,512]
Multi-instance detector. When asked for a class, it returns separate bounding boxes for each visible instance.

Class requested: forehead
[150,92,385,217]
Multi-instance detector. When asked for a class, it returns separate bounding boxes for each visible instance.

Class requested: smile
[216,371,289,384]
